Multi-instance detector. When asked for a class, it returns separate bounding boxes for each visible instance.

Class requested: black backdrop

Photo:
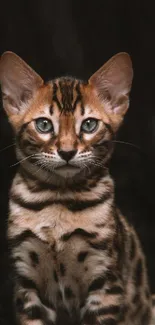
[0,1,155,324]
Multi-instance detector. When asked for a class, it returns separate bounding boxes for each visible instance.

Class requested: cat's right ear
[0,52,43,117]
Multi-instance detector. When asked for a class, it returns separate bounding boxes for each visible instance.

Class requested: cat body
[0,52,153,325]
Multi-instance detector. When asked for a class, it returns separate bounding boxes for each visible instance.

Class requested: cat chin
[53,166,81,178]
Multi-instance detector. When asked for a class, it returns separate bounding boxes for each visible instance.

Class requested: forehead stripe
[51,79,85,115]
[75,83,85,115]
[52,82,62,111]
[59,79,74,113]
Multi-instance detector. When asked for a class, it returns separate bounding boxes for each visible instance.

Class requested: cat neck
[18,161,113,194]
[15,165,114,212]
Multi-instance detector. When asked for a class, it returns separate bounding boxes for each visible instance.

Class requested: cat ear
[89,52,133,116]
[0,51,43,116]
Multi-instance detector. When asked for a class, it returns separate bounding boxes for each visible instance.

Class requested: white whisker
[0,143,16,153]
[10,154,37,168]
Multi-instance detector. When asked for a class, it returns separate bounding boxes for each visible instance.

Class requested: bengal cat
[0,52,154,325]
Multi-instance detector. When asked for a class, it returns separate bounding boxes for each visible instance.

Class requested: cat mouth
[54,164,80,177]
[56,164,79,170]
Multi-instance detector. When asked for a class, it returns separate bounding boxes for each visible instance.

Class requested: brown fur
[0,52,154,325]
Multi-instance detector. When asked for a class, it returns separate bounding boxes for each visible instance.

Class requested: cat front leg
[15,286,56,325]
[13,274,57,325]
[80,274,125,325]
[9,230,57,325]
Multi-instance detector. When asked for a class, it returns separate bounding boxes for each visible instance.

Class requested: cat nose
[58,149,77,162]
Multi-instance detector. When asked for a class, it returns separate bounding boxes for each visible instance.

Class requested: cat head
[0,52,133,183]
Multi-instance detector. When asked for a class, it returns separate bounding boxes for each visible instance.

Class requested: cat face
[0,52,133,181]
[14,78,115,178]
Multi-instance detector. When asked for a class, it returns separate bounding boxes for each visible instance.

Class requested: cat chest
[13,229,111,311]
[44,236,109,309]
[8,201,112,243]
[9,203,113,310]
[9,202,112,268]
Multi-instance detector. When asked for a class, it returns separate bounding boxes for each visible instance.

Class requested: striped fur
[0,52,154,324]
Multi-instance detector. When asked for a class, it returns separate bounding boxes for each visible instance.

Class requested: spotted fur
[0,51,154,325]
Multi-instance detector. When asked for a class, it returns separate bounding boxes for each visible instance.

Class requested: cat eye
[35,118,53,133]
[81,118,99,133]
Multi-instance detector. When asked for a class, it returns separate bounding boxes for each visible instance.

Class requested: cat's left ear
[0,51,43,117]
[89,52,133,117]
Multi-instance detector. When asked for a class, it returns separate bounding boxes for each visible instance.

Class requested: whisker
[34,166,44,175]
[9,153,40,168]
[112,140,142,151]
[33,159,53,175]
[88,159,108,170]
[83,162,91,174]
[88,156,105,166]
[34,159,59,174]
[0,143,15,153]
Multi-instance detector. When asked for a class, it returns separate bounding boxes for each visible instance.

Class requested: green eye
[81,118,98,133]
[35,118,53,133]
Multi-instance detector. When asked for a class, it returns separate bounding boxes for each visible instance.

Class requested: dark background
[0,1,155,324]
